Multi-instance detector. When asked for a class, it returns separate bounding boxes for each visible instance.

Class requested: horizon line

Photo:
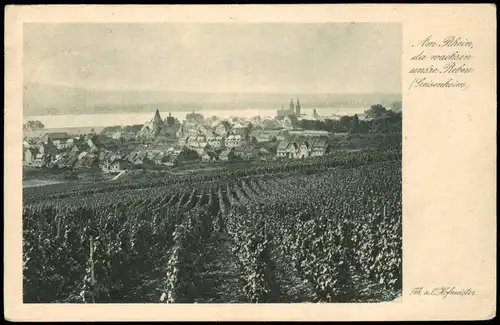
[25,82,401,95]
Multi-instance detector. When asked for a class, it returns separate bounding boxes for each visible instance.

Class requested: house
[297,141,311,159]
[163,155,179,167]
[54,156,68,169]
[214,121,232,136]
[113,131,136,141]
[109,159,131,172]
[78,151,88,160]
[289,130,331,137]
[134,157,154,167]
[276,138,324,159]
[43,132,71,150]
[187,135,205,148]
[167,146,182,155]
[207,136,225,149]
[255,134,273,143]
[33,142,58,166]
[99,151,114,171]
[259,147,271,160]
[198,125,215,138]
[146,151,159,161]
[100,139,120,152]
[59,156,78,169]
[218,148,235,161]
[310,138,329,157]
[233,145,259,160]
[38,141,58,156]
[87,138,98,150]
[186,127,201,138]
[126,152,139,163]
[112,131,123,140]
[276,130,289,142]
[23,148,37,166]
[64,136,86,149]
[150,152,169,165]
[148,143,168,154]
[73,158,84,169]
[276,141,291,158]
[99,150,113,162]
[281,115,294,129]
[70,144,86,154]
[86,157,100,170]
[178,137,189,147]
[85,134,104,150]
[287,142,299,158]
[226,134,245,149]
[33,153,51,168]
[64,138,75,148]
[173,147,200,162]
[192,143,211,157]
[74,154,99,170]
[201,151,218,162]
[282,140,310,159]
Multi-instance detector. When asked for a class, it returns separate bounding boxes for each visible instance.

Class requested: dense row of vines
[23,149,402,303]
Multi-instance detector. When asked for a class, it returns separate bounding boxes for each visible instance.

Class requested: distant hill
[23,83,402,116]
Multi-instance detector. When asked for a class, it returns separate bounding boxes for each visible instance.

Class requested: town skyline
[24,82,401,117]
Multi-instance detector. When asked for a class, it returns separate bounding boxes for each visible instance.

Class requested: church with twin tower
[276,98,301,120]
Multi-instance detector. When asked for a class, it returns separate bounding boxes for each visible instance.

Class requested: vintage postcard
[4,4,496,321]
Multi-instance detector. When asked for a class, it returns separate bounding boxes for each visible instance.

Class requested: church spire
[152,109,163,127]
[289,98,294,111]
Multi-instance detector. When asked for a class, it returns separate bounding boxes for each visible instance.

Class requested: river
[25,108,366,129]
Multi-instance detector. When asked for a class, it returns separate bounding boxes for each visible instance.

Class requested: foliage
[23,149,402,303]
[23,120,45,130]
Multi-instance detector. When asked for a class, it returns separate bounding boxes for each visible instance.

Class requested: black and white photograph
[22,23,403,304]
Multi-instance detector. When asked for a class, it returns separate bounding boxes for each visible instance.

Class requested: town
[22,99,363,179]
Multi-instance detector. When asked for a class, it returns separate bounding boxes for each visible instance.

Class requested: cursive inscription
[413,35,474,49]
[408,35,474,90]
[410,286,476,299]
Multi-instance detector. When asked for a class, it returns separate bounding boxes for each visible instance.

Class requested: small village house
[259,147,271,160]
[163,155,179,167]
[218,148,235,161]
[202,151,218,162]
[234,145,259,160]
[110,159,132,173]
[214,121,232,136]
[23,148,37,166]
[207,136,225,149]
[310,138,329,157]
[226,134,245,149]
[43,132,71,150]
[277,141,291,158]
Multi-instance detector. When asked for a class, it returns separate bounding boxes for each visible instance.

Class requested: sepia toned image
[5,4,496,321]
[22,23,402,304]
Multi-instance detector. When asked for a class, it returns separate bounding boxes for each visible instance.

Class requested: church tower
[289,98,294,112]
[296,98,301,116]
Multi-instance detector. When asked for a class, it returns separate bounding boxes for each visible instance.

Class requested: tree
[23,120,45,130]
[349,114,359,134]
[365,104,387,119]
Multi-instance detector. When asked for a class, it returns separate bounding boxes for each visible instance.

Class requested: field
[23,148,402,303]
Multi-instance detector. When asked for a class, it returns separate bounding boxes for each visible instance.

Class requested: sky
[23,23,401,94]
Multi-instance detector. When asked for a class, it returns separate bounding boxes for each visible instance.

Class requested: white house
[207,136,225,149]
[226,134,244,148]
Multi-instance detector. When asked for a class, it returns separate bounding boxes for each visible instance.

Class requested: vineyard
[23,148,402,303]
